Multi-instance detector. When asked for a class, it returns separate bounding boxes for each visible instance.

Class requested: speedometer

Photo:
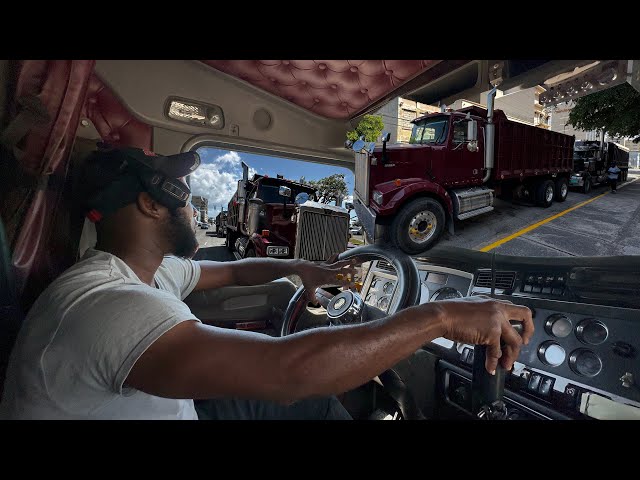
[383,281,395,295]
[430,287,463,302]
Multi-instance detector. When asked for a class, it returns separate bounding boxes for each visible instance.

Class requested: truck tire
[389,197,445,255]
[582,177,591,194]
[535,179,555,208]
[554,177,569,202]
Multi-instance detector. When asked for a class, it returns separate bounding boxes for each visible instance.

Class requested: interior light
[166,97,225,130]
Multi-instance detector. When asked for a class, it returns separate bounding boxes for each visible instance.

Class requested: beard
[164,208,199,258]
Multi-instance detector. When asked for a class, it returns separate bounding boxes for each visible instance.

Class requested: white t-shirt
[0,248,202,420]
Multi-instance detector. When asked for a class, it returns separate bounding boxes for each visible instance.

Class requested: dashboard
[360,246,640,420]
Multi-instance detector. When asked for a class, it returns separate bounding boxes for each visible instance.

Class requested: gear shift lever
[471,252,523,419]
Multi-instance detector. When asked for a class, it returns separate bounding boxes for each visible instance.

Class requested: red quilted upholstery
[81,74,152,149]
[203,60,440,119]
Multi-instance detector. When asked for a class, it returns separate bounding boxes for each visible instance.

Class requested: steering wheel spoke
[314,288,334,309]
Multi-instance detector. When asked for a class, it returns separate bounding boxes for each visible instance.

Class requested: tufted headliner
[202,60,441,120]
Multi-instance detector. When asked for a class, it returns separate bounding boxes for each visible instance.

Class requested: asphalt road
[440,171,640,257]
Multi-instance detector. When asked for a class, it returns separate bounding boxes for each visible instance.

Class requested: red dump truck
[352,88,575,254]
[225,162,350,261]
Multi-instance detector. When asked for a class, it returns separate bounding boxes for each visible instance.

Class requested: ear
[136,191,164,220]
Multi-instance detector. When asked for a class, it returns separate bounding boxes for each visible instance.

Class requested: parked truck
[225,162,351,261]
[570,140,630,193]
[214,210,228,237]
[352,87,575,255]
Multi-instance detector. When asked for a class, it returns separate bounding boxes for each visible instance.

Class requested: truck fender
[386,181,454,235]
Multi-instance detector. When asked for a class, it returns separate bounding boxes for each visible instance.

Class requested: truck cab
[225,169,349,261]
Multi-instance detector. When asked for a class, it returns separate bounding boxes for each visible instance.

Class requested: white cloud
[189,151,257,209]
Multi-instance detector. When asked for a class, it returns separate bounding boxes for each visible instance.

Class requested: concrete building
[192,195,209,223]
[375,97,440,143]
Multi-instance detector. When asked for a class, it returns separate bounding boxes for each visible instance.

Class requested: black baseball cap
[80,143,201,222]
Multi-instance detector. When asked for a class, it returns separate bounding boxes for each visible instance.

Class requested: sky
[190,147,354,214]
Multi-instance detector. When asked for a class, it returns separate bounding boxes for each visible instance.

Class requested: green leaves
[346,114,385,143]
[307,174,348,205]
[568,83,640,142]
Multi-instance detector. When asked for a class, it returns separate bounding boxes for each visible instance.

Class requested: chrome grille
[295,205,350,261]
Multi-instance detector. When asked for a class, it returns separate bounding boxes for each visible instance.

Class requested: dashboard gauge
[545,314,572,338]
[377,296,390,311]
[538,341,566,367]
[430,287,463,302]
[576,319,608,345]
[383,281,395,295]
[569,349,602,377]
[365,293,377,305]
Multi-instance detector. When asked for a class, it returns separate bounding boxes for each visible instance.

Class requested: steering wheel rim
[280,244,421,337]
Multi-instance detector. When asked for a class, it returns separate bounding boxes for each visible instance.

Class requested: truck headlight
[267,246,289,257]
[372,190,383,205]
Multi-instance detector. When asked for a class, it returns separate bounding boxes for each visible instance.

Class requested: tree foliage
[346,114,385,142]
[307,174,348,205]
[567,83,640,142]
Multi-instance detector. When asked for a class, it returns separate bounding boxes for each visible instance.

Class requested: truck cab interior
[1,59,639,420]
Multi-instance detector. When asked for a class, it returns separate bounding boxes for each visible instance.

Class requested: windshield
[409,118,449,145]
[257,183,314,204]
[574,150,597,159]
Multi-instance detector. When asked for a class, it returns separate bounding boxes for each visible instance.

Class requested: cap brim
[137,151,201,177]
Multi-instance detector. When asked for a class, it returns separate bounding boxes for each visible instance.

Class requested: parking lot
[441,171,640,256]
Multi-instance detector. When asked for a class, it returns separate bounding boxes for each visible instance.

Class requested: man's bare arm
[125,303,446,403]
[124,297,533,403]
[194,257,355,292]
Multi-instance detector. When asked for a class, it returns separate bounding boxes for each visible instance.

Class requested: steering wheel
[280,245,423,419]
[280,245,421,336]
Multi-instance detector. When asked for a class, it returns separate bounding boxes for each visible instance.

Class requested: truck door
[445,119,484,185]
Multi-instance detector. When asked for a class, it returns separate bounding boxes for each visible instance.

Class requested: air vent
[475,270,517,290]
[376,260,396,273]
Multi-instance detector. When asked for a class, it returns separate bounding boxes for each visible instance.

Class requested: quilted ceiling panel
[203,60,440,119]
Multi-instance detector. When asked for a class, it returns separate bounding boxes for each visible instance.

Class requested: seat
[0,217,24,401]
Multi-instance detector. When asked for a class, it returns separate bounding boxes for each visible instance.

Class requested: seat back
[0,217,23,401]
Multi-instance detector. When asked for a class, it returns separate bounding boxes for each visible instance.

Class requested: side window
[453,121,467,143]
[410,125,425,144]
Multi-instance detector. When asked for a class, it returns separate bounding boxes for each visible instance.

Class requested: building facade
[375,97,440,143]
[191,195,209,223]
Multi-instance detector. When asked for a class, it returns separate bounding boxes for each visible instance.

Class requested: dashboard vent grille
[475,270,517,290]
[376,260,396,274]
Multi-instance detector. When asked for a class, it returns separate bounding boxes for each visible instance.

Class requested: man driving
[0,145,533,420]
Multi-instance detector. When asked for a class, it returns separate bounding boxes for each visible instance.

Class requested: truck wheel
[535,179,555,208]
[554,177,569,202]
[582,177,591,194]
[390,197,445,255]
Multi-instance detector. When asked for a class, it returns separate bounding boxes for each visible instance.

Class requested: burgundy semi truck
[352,88,575,254]
[225,162,350,261]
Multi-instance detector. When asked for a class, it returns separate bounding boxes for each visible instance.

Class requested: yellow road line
[479,192,609,252]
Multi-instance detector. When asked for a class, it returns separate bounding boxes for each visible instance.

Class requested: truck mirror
[467,120,478,142]
[345,202,354,211]
[279,186,292,198]
[381,131,391,143]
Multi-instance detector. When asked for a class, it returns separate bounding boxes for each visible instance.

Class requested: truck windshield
[257,184,313,204]
[409,118,448,145]
[574,151,597,159]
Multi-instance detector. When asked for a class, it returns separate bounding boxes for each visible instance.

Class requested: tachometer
[377,296,390,311]
[383,281,395,295]
[430,287,463,302]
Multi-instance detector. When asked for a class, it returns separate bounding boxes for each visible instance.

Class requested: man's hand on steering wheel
[295,254,358,303]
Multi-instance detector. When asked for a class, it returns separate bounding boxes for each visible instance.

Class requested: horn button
[327,291,364,325]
